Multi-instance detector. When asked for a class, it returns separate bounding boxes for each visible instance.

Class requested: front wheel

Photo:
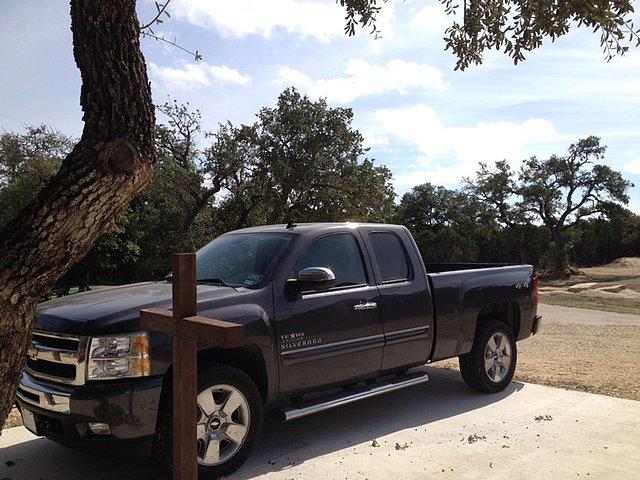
[459,320,517,393]
[154,363,263,479]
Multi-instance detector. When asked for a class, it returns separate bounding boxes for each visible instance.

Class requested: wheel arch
[196,344,268,404]
[156,343,269,415]
[475,300,521,338]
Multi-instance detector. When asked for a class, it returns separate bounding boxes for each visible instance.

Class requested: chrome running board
[274,370,429,422]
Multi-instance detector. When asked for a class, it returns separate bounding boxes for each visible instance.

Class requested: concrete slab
[2,368,639,480]
[567,283,599,292]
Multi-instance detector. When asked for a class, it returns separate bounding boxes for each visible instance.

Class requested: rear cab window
[369,232,410,283]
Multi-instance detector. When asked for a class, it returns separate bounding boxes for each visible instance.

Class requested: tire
[153,362,263,479]
[459,320,517,393]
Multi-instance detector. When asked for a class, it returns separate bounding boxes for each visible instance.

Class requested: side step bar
[274,370,429,422]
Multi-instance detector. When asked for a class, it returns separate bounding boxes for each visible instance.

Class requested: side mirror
[286,267,336,296]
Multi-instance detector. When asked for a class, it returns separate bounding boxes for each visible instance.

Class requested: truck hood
[35,281,245,336]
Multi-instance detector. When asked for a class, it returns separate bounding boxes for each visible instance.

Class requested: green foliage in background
[0,126,74,226]
[2,112,636,285]
[465,136,634,273]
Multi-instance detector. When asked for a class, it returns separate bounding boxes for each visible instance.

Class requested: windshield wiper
[163,275,234,289]
[196,278,231,288]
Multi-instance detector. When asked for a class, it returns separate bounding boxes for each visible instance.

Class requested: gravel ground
[433,303,640,401]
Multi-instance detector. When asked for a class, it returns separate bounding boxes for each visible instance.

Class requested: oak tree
[518,136,632,272]
[212,88,395,229]
[0,0,155,431]
[466,137,633,273]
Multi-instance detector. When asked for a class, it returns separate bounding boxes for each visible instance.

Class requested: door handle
[354,301,377,311]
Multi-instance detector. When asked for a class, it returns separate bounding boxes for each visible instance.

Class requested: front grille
[26,358,76,380]
[25,330,88,385]
[16,387,39,403]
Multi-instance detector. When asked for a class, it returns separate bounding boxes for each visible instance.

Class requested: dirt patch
[539,258,640,315]
[608,257,640,269]
[517,323,640,400]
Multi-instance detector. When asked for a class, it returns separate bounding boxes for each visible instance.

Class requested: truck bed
[426,264,536,362]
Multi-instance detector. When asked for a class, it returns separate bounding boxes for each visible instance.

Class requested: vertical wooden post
[171,253,197,480]
[140,254,244,479]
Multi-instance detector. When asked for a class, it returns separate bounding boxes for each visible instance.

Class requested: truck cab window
[369,232,410,282]
[196,233,292,288]
[295,233,367,287]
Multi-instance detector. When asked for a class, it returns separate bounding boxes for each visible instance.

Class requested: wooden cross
[140,253,244,480]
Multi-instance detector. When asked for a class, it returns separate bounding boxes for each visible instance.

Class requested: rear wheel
[154,363,263,479]
[459,320,517,393]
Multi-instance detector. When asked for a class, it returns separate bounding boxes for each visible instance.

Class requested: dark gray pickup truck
[17,223,541,477]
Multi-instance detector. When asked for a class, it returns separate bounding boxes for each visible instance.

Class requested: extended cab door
[359,227,434,372]
[274,231,383,396]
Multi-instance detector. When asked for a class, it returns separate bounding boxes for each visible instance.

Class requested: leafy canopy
[340,0,640,69]
[0,126,74,227]
[213,87,396,229]
[465,136,633,271]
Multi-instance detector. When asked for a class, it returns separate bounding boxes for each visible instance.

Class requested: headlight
[87,332,150,380]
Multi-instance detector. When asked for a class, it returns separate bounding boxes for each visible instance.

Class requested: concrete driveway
[2,367,639,480]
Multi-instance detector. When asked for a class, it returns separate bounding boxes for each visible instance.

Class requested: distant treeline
[1,90,637,292]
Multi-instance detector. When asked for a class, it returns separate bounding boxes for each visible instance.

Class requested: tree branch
[139,0,172,30]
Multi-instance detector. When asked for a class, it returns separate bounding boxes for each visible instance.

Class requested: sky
[1,0,639,213]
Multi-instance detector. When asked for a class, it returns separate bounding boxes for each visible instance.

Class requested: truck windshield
[194,233,293,289]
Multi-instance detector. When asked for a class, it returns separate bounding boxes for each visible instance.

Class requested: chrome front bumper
[17,371,72,414]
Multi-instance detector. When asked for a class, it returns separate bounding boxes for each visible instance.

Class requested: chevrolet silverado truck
[17,223,541,478]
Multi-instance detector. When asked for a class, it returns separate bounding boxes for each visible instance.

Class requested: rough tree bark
[551,229,569,274]
[0,0,155,431]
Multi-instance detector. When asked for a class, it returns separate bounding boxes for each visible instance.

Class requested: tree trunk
[0,0,155,431]
[552,230,569,274]
[268,187,292,224]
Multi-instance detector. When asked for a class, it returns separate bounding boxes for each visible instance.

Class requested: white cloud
[171,0,344,42]
[622,155,640,174]
[393,161,478,188]
[149,62,211,91]
[409,3,451,35]
[209,65,251,85]
[149,62,250,92]
[276,66,313,90]
[277,59,447,103]
[363,134,390,148]
[374,104,560,166]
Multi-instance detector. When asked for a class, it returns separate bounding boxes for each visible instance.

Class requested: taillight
[533,277,539,307]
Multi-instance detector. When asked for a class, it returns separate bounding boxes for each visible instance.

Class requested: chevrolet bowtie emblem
[27,346,39,360]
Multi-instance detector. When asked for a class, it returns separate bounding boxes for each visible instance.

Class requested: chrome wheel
[483,332,513,383]
[459,320,517,393]
[196,384,251,466]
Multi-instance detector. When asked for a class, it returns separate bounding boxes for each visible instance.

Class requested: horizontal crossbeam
[140,308,244,347]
